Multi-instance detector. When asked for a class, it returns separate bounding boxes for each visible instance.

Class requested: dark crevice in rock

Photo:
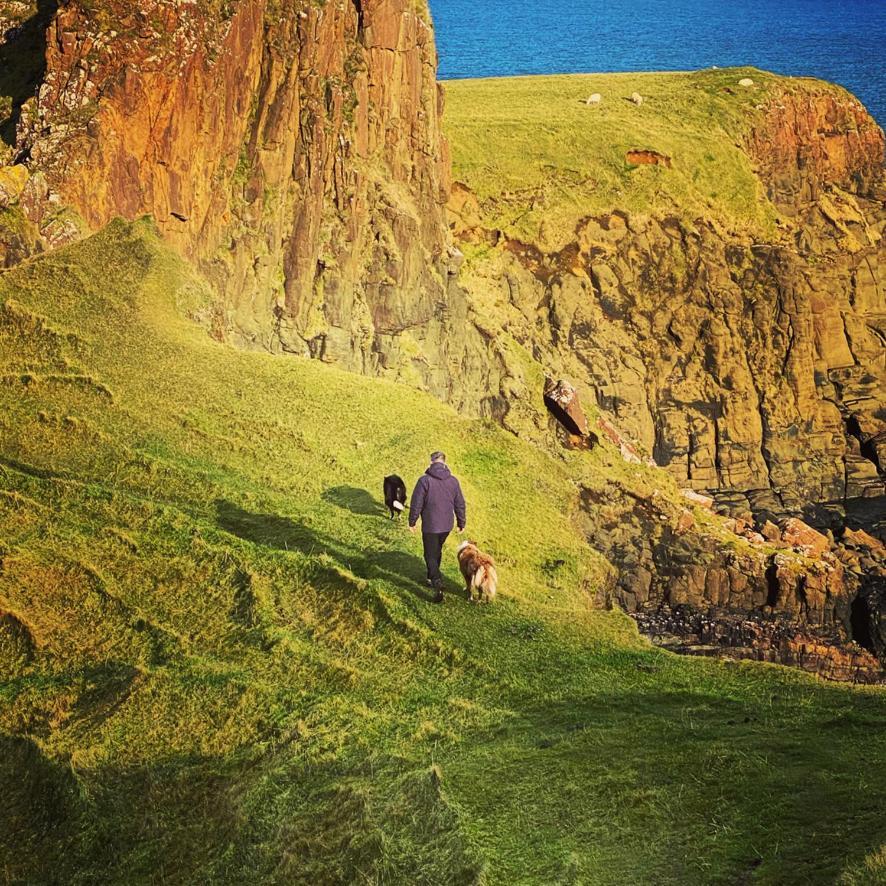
[756,396,782,510]
[846,414,882,473]
[850,594,876,652]
[765,558,780,608]
[0,0,58,152]
[351,0,365,38]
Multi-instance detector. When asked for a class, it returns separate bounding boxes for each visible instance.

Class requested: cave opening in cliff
[0,0,58,153]
[850,594,876,653]
[845,415,882,472]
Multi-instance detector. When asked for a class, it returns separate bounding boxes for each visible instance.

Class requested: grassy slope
[0,220,885,884]
[443,67,859,250]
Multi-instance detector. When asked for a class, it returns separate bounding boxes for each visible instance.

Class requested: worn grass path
[1,221,884,883]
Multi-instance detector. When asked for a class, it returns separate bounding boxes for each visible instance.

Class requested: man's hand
[409,524,418,535]
[458,526,466,535]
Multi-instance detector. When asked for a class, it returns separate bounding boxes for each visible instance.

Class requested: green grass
[1,219,885,883]
[443,68,858,249]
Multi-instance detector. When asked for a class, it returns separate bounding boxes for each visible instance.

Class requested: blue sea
[430,0,886,126]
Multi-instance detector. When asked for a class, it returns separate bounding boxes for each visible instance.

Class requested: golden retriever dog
[456,541,498,603]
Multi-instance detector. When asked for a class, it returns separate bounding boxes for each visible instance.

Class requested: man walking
[408,451,466,603]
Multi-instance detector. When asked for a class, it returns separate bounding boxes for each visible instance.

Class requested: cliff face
[448,85,886,514]
[747,88,885,212]
[444,77,885,676]
[1,0,500,400]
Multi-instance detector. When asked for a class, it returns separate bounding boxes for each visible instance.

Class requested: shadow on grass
[0,730,82,882]
[215,500,446,604]
[6,745,245,884]
[3,737,483,884]
[373,549,452,604]
[321,485,383,517]
[216,500,317,551]
[0,454,67,481]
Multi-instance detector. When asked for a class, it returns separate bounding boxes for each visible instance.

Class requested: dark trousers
[422,531,450,585]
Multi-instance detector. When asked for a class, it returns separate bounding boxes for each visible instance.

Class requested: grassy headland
[1,220,884,883]
[443,67,862,250]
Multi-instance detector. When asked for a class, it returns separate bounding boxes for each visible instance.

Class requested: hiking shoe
[433,590,444,604]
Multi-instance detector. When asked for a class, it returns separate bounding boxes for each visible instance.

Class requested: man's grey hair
[430,451,446,463]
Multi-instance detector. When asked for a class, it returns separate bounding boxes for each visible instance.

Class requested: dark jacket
[408,462,466,533]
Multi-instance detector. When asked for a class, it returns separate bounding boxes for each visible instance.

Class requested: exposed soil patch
[626,149,672,168]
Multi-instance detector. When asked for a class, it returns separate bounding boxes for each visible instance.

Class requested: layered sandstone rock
[634,607,882,684]
[582,477,884,681]
[746,87,885,213]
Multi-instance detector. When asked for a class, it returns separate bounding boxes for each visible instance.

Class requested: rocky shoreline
[632,608,882,684]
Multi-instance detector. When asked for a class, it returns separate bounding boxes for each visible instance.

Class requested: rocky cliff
[0,0,502,403]
[443,72,886,677]
[447,79,886,513]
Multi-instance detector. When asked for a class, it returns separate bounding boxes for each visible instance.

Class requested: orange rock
[675,509,695,535]
[843,527,886,557]
[12,0,453,378]
[761,520,782,542]
[626,149,672,168]
[781,518,830,557]
[747,90,884,212]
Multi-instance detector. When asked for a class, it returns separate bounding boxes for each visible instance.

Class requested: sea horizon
[430,0,886,126]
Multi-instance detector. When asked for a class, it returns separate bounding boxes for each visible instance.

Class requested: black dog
[383,475,407,519]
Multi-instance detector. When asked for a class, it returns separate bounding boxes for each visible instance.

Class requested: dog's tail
[473,565,497,601]
[486,566,498,600]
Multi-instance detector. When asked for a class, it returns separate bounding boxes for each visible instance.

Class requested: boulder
[586,93,602,105]
[733,516,751,535]
[739,78,755,87]
[628,92,643,106]
[761,520,782,542]
[543,378,589,437]
[681,489,715,510]
[843,527,886,558]
[675,509,695,535]
[781,518,830,557]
